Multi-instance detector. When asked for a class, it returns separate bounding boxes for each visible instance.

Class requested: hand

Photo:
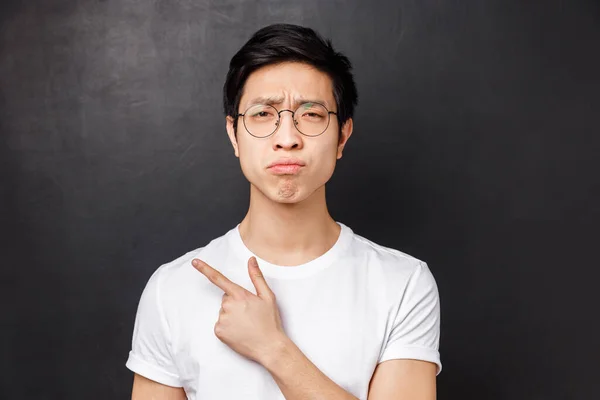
[192,256,287,365]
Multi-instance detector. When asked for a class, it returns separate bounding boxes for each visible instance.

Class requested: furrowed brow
[245,96,334,110]
[247,96,285,106]
[293,97,334,110]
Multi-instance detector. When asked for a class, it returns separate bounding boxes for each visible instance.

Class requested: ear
[226,116,240,158]
[337,118,354,160]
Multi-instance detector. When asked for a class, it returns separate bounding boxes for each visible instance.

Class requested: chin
[247,168,330,203]
[251,180,311,204]
[271,181,306,203]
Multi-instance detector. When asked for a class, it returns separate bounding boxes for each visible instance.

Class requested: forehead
[239,62,335,110]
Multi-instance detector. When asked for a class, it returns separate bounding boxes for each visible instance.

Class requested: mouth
[267,164,304,175]
[267,157,306,175]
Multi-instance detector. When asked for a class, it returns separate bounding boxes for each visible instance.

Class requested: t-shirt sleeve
[378,261,442,375]
[125,266,183,387]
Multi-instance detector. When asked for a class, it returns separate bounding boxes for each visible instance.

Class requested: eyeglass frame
[235,102,338,138]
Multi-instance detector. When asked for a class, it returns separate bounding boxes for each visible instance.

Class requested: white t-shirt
[126,221,442,399]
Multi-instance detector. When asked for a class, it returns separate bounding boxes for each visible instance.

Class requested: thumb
[248,257,273,299]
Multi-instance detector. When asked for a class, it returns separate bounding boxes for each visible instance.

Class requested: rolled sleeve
[378,261,442,375]
[125,266,183,387]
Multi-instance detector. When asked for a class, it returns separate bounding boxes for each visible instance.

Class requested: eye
[250,109,275,118]
[302,111,324,119]
[298,103,328,121]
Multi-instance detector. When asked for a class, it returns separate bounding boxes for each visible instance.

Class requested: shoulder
[343,228,439,301]
[141,228,232,301]
[348,229,428,277]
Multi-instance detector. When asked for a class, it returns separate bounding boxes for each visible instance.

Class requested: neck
[238,184,341,267]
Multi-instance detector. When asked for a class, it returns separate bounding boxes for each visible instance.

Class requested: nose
[272,109,303,150]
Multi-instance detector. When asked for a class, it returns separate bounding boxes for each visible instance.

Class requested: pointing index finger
[192,259,246,297]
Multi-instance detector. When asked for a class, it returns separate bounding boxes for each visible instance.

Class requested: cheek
[310,142,339,179]
[238,146,259,179]
[236,139,270,184]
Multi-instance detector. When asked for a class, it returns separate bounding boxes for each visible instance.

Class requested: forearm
[260,336,359,400]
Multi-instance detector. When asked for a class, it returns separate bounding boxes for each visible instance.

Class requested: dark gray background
[1,0,599,399]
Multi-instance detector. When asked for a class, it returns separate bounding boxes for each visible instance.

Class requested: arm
[261,337,437,400]
[261,336,359,400]
[366,260,441,399]
[131,373,187,400]
[126,267,186,398]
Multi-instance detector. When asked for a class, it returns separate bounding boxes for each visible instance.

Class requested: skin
[227,61,353,267]
[131,61,437,399]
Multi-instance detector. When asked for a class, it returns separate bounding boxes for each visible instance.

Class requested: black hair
[223,23,358,136]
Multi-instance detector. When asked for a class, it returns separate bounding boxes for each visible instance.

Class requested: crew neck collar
[228,221,353,279]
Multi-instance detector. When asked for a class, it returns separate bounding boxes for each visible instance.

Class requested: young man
[126,24,442,400]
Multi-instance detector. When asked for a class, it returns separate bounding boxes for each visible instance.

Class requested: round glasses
[236,102,337,138]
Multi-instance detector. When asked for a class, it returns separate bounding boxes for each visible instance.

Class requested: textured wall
[1,0,599,398]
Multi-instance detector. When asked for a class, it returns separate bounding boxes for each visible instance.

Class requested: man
[126,23,442,400]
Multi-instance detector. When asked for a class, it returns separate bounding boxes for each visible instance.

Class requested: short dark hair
[223,23,358,135]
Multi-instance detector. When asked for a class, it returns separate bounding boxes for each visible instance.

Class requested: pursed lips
[266,158,306,174]
[267,158,306,168]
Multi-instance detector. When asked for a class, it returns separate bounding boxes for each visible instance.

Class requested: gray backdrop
[1,0,599,398]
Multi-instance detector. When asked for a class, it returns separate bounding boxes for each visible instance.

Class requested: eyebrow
[246,96,333,110]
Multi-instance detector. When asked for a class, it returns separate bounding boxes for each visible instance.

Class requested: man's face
[226,62,353,204]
